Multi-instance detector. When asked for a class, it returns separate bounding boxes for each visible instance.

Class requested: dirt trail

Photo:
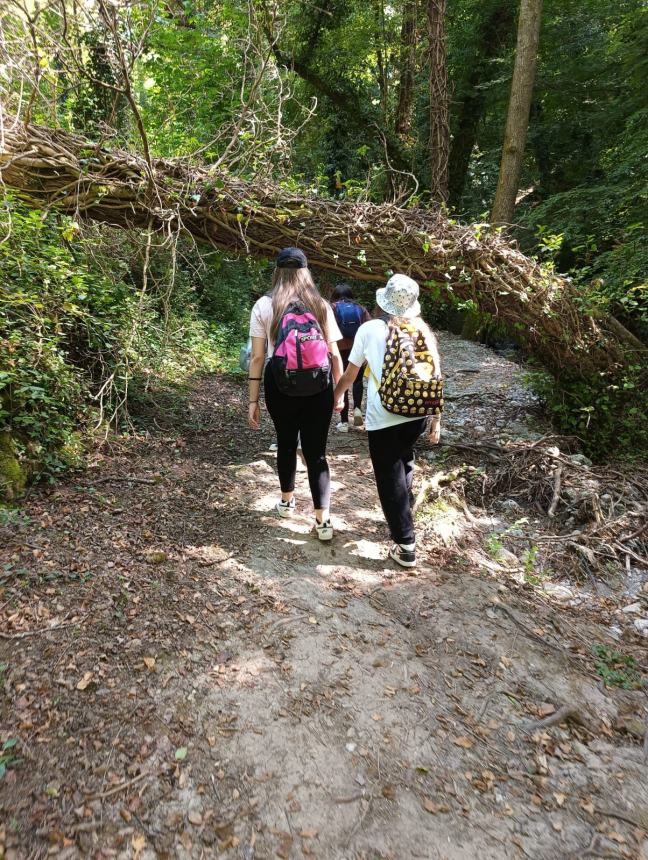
[1,334,647,860]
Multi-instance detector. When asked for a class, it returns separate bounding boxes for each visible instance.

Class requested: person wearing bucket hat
[247,248,344,541]
[333,273,442,569]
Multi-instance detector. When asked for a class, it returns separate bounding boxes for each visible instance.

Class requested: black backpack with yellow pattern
[379,321,444,417]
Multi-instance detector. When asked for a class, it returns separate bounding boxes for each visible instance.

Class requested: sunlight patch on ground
[225,652,275,685]
[269,517,312,535]
[350,507,384,523]
[275,536,308,546]
[316,563,385,585]
[183,543,231,564]
[252,492,280,512]
[342,538,385,561]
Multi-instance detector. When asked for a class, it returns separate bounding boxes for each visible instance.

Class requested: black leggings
[367,418,427,545]
[264,363,334,510]
[339,349,364,423]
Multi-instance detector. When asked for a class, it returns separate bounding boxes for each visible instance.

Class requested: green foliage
[0,738,19,780]
[1,201,96,475]
[525,364,648,459]
[0,196,257,490]
[592,645,643,690]
[485,531,503,559]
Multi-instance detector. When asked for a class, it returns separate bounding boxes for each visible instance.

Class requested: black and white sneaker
[276,498,296,518]
[389,543,416,568]
[315,519,334,541]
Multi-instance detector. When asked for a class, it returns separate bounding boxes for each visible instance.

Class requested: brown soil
[1,335,647,860]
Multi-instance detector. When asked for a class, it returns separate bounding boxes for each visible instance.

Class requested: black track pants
[264,363,334,510]
[367,418,427,545]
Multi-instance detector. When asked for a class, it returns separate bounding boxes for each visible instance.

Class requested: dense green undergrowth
[0,197,263,497]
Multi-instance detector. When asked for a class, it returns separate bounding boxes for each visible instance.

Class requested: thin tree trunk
[427,0,449,204]
[491,0,543,226]
[372,0,389,120]
[448,0,515,207]
[395,0,418,136]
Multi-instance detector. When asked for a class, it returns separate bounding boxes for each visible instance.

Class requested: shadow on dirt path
[1,334,647,859]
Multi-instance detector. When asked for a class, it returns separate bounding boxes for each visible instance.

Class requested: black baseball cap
[276,247,308,269]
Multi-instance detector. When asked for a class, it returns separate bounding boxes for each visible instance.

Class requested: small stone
[614,715,646,739]
[622,602,642,614]
[188,809,203,826]
[567,453,593,468]
[498,549,519,567]
[542,583,575,603]
[634,618,648,637]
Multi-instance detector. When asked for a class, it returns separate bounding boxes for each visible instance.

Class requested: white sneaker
[269,442,278,452]
[353,408,363,426]
[315,519,333,541]
[389,543,416,568]
[276,498,295,517]
[336,422,349,433]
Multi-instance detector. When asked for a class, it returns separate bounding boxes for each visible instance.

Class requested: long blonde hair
[270,268,329,341]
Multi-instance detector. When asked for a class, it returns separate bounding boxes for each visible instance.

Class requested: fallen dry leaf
[579,797,595,815]
[538,702,556,718]
[423,797,449,814]
[452,736,475,749]
[143,657,156,670]
[132,834,146,860]
[553,792,567,807]
[76,671,94,691]
[607,831,625,844]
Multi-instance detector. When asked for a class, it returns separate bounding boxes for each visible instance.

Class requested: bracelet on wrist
[249,400,259,404]
[248,377,262,381]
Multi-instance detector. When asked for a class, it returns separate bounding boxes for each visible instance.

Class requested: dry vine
[451,436,648,577]
[1,120,645,388]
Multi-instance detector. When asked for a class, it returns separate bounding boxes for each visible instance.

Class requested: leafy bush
[525,362,648,459]
[0,197,259,491]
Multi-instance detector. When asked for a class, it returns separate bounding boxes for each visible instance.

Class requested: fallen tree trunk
[0,121,643,382]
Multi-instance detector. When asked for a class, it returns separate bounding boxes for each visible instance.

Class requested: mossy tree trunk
[0,431,26,501]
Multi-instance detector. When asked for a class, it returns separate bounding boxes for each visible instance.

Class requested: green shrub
[0,197,261,489]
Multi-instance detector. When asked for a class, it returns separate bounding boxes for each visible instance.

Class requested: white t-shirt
[249,294,343,359]
[349,319,426,431]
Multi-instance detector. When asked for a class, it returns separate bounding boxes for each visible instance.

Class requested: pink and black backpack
[270,302,331,396]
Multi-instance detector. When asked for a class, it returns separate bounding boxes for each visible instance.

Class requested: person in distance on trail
[334,274,442,569]
[248,247,344,541]
[330,283,371,432]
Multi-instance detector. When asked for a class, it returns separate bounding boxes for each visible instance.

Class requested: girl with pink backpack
[248,248,343,541]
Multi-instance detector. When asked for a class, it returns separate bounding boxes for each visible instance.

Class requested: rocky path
[1,334,647,860]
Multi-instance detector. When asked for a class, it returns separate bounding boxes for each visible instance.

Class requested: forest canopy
[1,0,647,497]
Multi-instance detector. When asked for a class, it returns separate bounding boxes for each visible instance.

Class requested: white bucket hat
[376,273,421,319]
